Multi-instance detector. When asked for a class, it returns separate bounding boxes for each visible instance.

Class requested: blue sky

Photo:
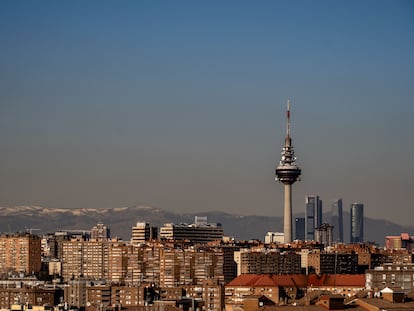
[1,1,413,227]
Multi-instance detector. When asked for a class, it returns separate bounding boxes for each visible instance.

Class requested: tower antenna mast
[287,100,290,138]
[275,100,301,243]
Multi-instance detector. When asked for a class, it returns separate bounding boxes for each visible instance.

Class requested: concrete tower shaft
[275,100,301,243]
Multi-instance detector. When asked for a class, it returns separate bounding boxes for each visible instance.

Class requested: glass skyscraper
[295,217,305,241]
[350,203,364,243]
[305,195,322,241]
[331,198,344,243]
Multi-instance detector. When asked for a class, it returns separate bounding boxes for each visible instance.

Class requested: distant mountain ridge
[0,205,412,246]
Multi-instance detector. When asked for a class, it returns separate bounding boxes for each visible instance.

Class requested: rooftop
[226,274,308,287]
[227,274,365,288]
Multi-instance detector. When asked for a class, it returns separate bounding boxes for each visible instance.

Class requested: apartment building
[307,274,366,296]
[124,244,144,285]
[61,239,128,282]
[64,279,88,309]
[90,223,110,241]
[64,281,222,310]
[42,230,90,260]
[193,247,224,286]
[307,250,358,274]
[234,249,302,275]
[225,274,308,308]
[111,284,146,307]
[141,243,161,285]
[155,244,225,287]
[0,284,61,309]
[86,284,111,311]
[123,242,226,288]
[61,238,83,280]
[114,281,222,310]
[0,233,41,275]
[184,279,224,311]
[366,263,414,294]
[108,241,128,283]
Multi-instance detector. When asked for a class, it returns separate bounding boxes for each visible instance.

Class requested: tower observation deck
[275,100,301,243]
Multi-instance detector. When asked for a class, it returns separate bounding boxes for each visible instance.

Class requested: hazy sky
[1,1,413,227]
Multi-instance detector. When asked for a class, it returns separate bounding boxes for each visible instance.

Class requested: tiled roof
[308,274,365,287]
[256,275,277,286]
[226,274,307,287]
[226,274,262,286]
[319,294,345,300]
[227,274,364,287]
[273,274,308,287]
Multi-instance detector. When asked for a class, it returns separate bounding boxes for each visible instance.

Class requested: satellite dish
[86,302,91,307]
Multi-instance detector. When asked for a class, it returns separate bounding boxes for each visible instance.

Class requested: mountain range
[0,205,412,246]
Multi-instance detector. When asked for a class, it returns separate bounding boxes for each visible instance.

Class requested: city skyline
[1,1,413,226]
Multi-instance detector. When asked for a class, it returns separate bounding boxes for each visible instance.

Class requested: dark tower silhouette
[350,203,364,243]
[332,198,344,243]
[295,217,305,241]
[275,100,301,243]
[305,195,322,241]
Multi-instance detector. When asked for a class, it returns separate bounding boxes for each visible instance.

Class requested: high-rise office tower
[159,217,223,244]
[331,198,344,243]
[295,217,305,241]
[305,195,322,241]
[350,203,364,243]
[316,198,323,227]
[131,222,158,245]
[275,101,301,243]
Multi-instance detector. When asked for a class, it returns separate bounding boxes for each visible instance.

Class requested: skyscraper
[305,195,322,241]
[350,203,364,243]
[275,101,301,243]
[295,217,305,241]
[331,198,344,243]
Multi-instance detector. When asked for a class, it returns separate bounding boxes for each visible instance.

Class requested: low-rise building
[86,284,111,311]
[385,233,414,251]
[111,284,145,308]
[0,284,62,309]
[307,274,366,296]
[366,263,414,294]
[64,278,88,309]
[61,239,128,282]
[225,274,308,308]
[90,223,110,241]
